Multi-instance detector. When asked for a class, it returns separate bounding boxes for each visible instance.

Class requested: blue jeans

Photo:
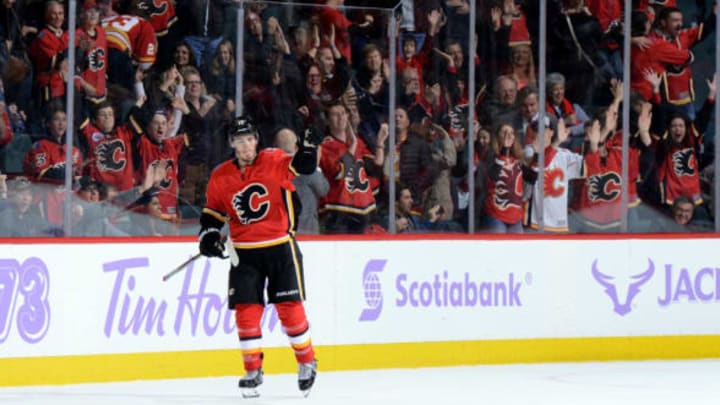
[480,215,524,234]
[184,35,224,69]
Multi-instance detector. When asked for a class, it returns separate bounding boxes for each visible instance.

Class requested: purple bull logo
[592,258,654,316]
[359,259,386,321]
[0,257,51,344]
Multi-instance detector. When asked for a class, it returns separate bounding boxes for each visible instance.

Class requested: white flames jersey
[526,147,585,232]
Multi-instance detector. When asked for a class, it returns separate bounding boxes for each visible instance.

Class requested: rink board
[1,237,720,386]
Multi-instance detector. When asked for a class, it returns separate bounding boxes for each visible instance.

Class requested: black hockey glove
[198,228,225,258]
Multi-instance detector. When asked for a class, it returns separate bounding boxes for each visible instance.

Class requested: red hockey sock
[235,303,265,371]
[275,301,315,364]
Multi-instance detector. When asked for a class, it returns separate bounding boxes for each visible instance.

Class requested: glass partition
[1,0,717,237]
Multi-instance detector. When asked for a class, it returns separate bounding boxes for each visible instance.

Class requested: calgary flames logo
[232,183,270,225]
[95,139,126,172]
[88,48,105,71]
[339,155,370,194]
[543,168,565,198]
[587,172,622,202]
[672,148,695,176]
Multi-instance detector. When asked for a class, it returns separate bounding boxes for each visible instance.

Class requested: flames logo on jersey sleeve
[672,148,695,176]
[232,183,270,225]
[587,172,622,202]
[95,139,126,171]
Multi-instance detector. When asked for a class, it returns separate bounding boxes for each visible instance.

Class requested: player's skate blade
[238,368,263,398]
[298,360,317,397]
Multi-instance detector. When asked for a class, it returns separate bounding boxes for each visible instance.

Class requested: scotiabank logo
[359,259,386,322]
[359,259,526,321]
[396,272,522,308]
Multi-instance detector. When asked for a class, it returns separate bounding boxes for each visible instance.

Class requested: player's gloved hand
[199,228,225,258]
[301,126,323,149]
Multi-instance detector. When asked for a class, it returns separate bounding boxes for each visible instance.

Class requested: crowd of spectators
[0,0,717,237]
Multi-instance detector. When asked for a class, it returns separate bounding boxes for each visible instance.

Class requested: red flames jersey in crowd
[318,7,352,63]
[604,133,641,205]
[80,116,142,192]
[319,136,376,215]
[630,36,691,101]
[484,154,524,225]
[649,25,705,105]
[203,148,298,248]
[102,14,158,67]
[574,145,641,229]
[139,0,178,36]
[75,26,108,102]
[636,0,678,10]
[23,137,83,183]
[585,0,621,32]
[656,131,703,205]
[28,27,69,100]
[508,4,531,47]
[136,134,186,219]
[23,137,83,225]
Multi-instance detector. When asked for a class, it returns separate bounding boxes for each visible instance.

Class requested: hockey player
[197,117,320,398]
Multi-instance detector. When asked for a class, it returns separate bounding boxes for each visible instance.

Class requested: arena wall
[2,235,720,386]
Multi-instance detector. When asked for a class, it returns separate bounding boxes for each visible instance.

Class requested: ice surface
[1,360,718,405]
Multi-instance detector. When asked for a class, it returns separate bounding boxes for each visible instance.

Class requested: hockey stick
[163,236,234,282]
[162,252,203,282]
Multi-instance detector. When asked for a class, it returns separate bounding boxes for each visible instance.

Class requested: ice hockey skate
[298,360,317,397]
[238,368,263,398]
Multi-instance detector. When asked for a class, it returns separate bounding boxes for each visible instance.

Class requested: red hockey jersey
[508,5,531,47]
[484,154,524,224]
[24,137,83,183]
[102,14,157,68]
[75,26,108,102]
[136,134,186,219]
[28,27,69,101]
[656,131,703,205]
[319,136,376,215]
[204,148,298,248]
[138,0,177,36]
[649,25,705,105]
[80,117,142,192]
[630,36,692,101]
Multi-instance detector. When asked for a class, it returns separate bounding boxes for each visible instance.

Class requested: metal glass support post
[536,0,547,232]
[63,0,78,237]
[467,0,477,233]
[387,11,398,233]
[235,1,245,116]
[620,0,632,233]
